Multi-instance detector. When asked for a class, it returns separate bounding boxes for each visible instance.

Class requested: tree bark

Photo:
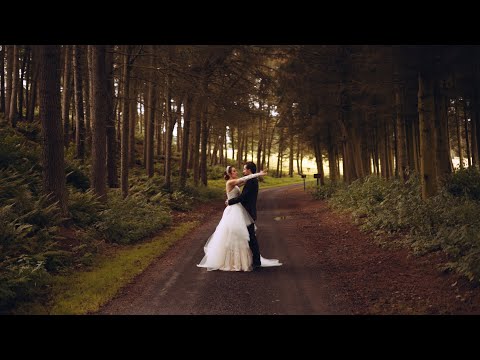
[90,45,108,201]
[105,45,118,188]
[62,45,72,148]
[434,84,452,181]
[72,45,85,159]
[121,45,132,198]
[156,97,163,157]
[9,45,19,127]
[24,46,31,119]
[327,122,337,183]
[82,45,92,152]
[463,99,471,167]
[200,100,209,186]
[27,46,39,121]
[18,46,28,119]
[5,45,13,120]
[129,77,137,167]
[146,50,156,178]
[287,132,293,176]
[38,45,68,215]
[395,88,408,181]
[0,45,5,113]
[180,94,192,188]
[164,73,174,189]
[418,70,438,199]
[193,101,201,186]
[455,100,463,169]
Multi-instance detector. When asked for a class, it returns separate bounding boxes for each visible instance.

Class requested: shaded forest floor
[299,196,480,314]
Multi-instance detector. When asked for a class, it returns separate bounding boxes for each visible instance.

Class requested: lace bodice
[227,186,241,200]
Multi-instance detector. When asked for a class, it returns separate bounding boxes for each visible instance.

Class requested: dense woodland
[2,45,480,313]
[2,45,480,204]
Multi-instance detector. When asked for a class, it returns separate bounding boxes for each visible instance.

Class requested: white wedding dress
[197,185,282,272]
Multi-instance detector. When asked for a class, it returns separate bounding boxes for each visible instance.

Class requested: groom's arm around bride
[227,176,258,221]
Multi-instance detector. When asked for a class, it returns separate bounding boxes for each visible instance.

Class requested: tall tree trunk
[472,86,480,167]
[210,133,219,166]
[395,88,408,181]
[176,100,182,154]
[207,129,212,164]
[90,45,108,201]
[38,45,68,215]
[200,101,209,186]
[116,79,122,146]
[378,117,387,179]
[180,94,192,188]
[288,132,294,176]
[82,45,92,152]
[72,45,85,159]
[219,131,225,165]
[24,46,31,119]
[404,82,419,174]
[277,128,284,177]
[105,45,118,188]
[474,66,480,168]
[164,85,173,189]
[455,100,463,169]
[435,84,452,181]
[251,126,254,162]
[146,50,156,178]
[0,45,5,113]
[156,99,163,157]
[129,78,137,167]
[5,45,13,120]
[296,138,301,175]
[418,70,438,199]
[361,124,371,176]
[266,119,279,170]
[463,99,471,167]
[472,109,478,168]
[224,127,228,166]
[384,118,393,179]
[9,45,19,127]
[257,114,263,168]
[62,45,72,148]
[193,101,201,186]
[121,45,132,198]
[18,46,28,119]
[230,126,235,161]
[27,46,38,121]
[327,123,337,183]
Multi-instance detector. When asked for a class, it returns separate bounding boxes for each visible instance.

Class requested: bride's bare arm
[227,170,267,188]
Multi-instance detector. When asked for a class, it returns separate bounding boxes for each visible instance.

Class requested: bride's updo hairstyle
[224,166,233,181]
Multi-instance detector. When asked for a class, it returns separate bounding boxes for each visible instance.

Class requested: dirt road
[98,183,480,315]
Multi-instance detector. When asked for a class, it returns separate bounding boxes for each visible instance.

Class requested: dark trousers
[247,223,261,266]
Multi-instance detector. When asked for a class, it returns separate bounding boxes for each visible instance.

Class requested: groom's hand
[225,200,228,206]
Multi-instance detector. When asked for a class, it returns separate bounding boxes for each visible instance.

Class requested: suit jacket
[228,177,258,221]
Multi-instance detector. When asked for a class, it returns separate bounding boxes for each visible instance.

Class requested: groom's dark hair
[245,161,256,174]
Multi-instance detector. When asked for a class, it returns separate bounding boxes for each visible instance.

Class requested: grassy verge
[16,221,198,315]
[208,175,306,191]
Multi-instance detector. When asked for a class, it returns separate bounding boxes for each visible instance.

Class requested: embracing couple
[197,161,282,272]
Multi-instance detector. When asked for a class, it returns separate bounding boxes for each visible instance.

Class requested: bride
[197,165,282,272]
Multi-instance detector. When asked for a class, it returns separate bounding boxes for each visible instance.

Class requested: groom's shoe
[253,264,262,271]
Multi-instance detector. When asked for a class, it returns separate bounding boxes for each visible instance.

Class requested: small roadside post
[300,173,306,191]
[314,173,320,187]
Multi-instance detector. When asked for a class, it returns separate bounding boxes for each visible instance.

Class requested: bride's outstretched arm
[230,170,267,186]
[227,171,266,206]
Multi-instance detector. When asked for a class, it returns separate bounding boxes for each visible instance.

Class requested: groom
[227,161,261,269]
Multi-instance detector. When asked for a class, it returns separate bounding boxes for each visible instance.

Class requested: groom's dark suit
[228,177,261,267]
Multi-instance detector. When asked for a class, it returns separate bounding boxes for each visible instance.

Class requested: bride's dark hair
[224,165,233,181]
